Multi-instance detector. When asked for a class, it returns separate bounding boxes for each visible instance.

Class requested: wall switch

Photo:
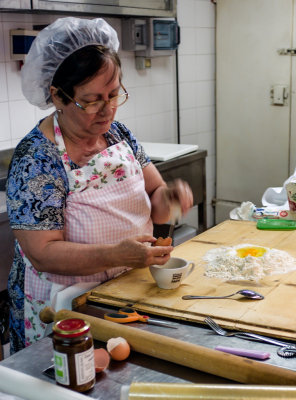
[135,56,151,70]
[271,84,288,105]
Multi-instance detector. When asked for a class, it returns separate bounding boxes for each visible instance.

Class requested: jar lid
[53,318,90,337]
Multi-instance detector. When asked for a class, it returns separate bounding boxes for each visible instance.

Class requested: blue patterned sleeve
[6,129,68,230]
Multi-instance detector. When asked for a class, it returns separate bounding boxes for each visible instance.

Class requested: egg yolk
[236,246,267,258]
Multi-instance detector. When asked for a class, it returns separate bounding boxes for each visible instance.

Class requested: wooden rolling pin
[40,307,296,385]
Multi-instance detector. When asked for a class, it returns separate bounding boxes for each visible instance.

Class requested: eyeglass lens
[85,93,128,114]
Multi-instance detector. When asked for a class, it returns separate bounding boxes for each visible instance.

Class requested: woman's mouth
[96,120,110,126]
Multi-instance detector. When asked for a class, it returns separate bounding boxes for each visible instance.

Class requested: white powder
[203,244,296,281]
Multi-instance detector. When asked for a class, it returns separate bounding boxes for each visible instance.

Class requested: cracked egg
[236,246,267,258]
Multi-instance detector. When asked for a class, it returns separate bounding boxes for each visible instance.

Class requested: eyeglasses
[57,84,129,115]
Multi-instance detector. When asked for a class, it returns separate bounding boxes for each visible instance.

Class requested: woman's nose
[98,100,112,114]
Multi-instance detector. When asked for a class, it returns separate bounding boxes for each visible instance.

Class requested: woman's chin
[91,121,111,134]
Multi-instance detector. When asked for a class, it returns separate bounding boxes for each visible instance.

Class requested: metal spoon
[182,289,264,300]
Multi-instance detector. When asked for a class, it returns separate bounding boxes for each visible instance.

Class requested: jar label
[75,346,95,385]
[54,350,69,385]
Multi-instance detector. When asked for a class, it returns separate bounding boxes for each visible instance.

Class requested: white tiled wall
[0,0,216,227]
[178,0,216,227]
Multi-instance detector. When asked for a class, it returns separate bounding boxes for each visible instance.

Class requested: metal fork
[204,316,294,347]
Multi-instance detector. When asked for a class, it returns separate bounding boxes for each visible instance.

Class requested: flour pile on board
[203,244,296,281]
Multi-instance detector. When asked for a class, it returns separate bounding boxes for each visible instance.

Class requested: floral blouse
[6,119,150,354]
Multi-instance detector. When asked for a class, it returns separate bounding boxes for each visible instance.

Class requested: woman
[6,17,193,354]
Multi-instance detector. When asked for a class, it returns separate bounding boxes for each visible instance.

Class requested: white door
[290,0,296,173]
[216,0,293,210]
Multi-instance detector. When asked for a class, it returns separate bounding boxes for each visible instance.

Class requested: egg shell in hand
[107,337,130,361]
[153,237,172,247]
[94,348,110,372]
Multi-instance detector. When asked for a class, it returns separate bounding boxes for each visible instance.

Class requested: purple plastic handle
[215,345,270,360]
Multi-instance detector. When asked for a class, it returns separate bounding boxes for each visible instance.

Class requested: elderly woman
[6,17,193,353]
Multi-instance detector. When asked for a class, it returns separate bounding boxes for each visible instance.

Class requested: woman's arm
[13,229,173,275]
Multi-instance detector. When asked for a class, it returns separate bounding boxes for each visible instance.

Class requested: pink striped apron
[23,114,152,346]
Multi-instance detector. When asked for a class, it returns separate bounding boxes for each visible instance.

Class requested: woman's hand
[144,164,193,224]
[165,179,193,217]
[151,179,193,224]
[112,235,174,269]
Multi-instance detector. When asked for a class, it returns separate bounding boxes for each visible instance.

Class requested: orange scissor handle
[104,307,150,324]
[118,307,149,323]
[104,312,141,323]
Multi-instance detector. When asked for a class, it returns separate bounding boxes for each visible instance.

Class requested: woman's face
[59,60,121,138]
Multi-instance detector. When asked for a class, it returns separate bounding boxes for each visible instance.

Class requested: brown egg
[94,348,110,372]
[153,237,173,247]
[106,337,130,361]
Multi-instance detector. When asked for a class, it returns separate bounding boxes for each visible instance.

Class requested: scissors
[104,307,177,329]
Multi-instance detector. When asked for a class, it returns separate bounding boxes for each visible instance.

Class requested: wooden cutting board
[87,220,296,340]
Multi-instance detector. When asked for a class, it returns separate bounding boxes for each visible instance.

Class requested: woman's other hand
[144,163,193,224]
[152,178,193,224]
[166,178,193,217]
[113,235,173,269]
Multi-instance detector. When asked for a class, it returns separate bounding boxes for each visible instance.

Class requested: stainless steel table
[1,303,296,399]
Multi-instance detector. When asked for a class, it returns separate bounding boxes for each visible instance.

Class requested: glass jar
[52,318,95,392]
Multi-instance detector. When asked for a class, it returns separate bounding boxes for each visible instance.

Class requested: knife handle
[215,346,270,360]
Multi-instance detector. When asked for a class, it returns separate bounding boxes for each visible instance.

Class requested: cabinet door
[216,0,292,205]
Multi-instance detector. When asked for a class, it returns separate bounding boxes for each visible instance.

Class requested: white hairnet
[21,17,119,109]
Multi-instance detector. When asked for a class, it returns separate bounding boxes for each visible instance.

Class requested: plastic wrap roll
[0,366,90,400]
[120,383,296,399]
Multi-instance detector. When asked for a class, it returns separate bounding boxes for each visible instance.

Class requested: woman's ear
[50,86,63,109]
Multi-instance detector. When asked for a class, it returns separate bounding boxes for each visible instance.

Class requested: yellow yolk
[236,246,267,258]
